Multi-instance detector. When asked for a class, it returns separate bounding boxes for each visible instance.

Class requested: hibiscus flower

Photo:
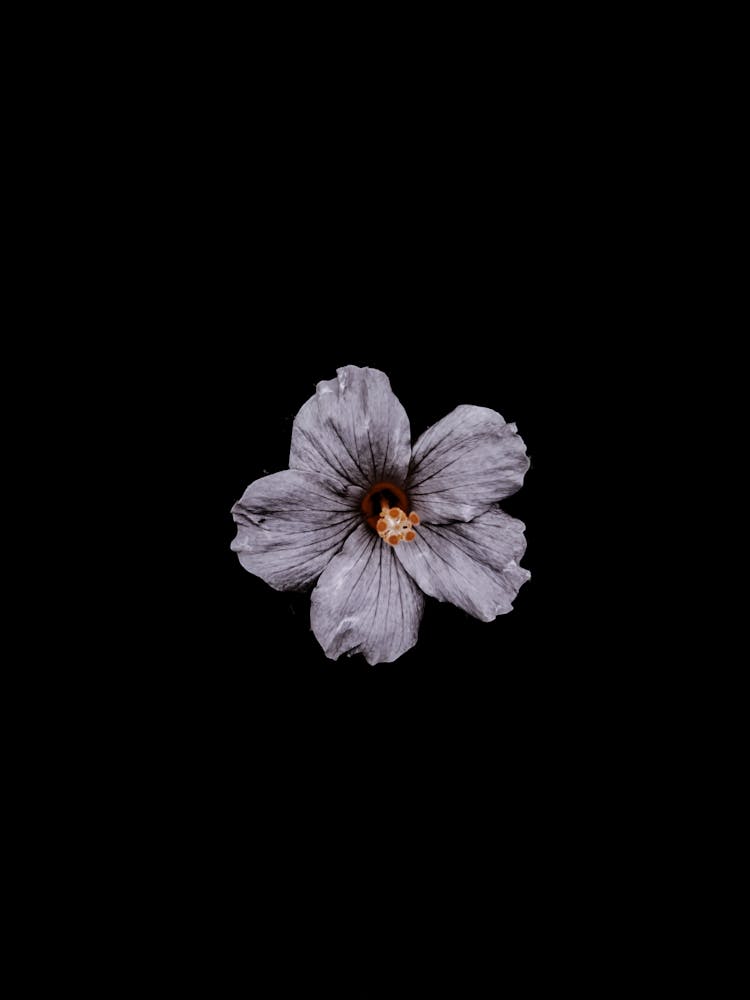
[231,366,530,665]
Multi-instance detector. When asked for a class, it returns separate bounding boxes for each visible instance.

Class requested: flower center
[360,481,420,546]
[376,503,420,546]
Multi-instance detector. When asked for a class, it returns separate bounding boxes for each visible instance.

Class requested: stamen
[375,504,421,546]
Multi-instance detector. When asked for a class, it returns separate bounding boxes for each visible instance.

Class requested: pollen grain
[375,503,421,547]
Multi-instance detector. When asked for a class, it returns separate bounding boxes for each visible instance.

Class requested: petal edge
[407,404,529,524]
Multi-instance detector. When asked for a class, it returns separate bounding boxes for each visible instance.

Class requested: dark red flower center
[360,481,420,545]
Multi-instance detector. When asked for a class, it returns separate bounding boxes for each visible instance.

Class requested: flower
[231,366,530,665]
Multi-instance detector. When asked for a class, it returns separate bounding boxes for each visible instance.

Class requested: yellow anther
[376,501,419,545]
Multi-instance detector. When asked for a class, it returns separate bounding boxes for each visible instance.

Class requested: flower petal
[310,524,425,665]
[289,366,412,490]
[231,470,361,591]
[394,508,529,621]
[406,405,529,524]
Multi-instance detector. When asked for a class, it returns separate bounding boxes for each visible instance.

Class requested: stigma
[376,501,420,546]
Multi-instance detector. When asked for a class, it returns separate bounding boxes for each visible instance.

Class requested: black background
[155,114,613,792]
[39,21,667,989]
[113,50,635,979]
[161,321,612,967]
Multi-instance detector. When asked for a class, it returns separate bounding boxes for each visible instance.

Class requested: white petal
[395,508,530,621]
[310,524,425,665]
[231,470,361,591]
[407,405,529,524]
[290,366,412,490]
